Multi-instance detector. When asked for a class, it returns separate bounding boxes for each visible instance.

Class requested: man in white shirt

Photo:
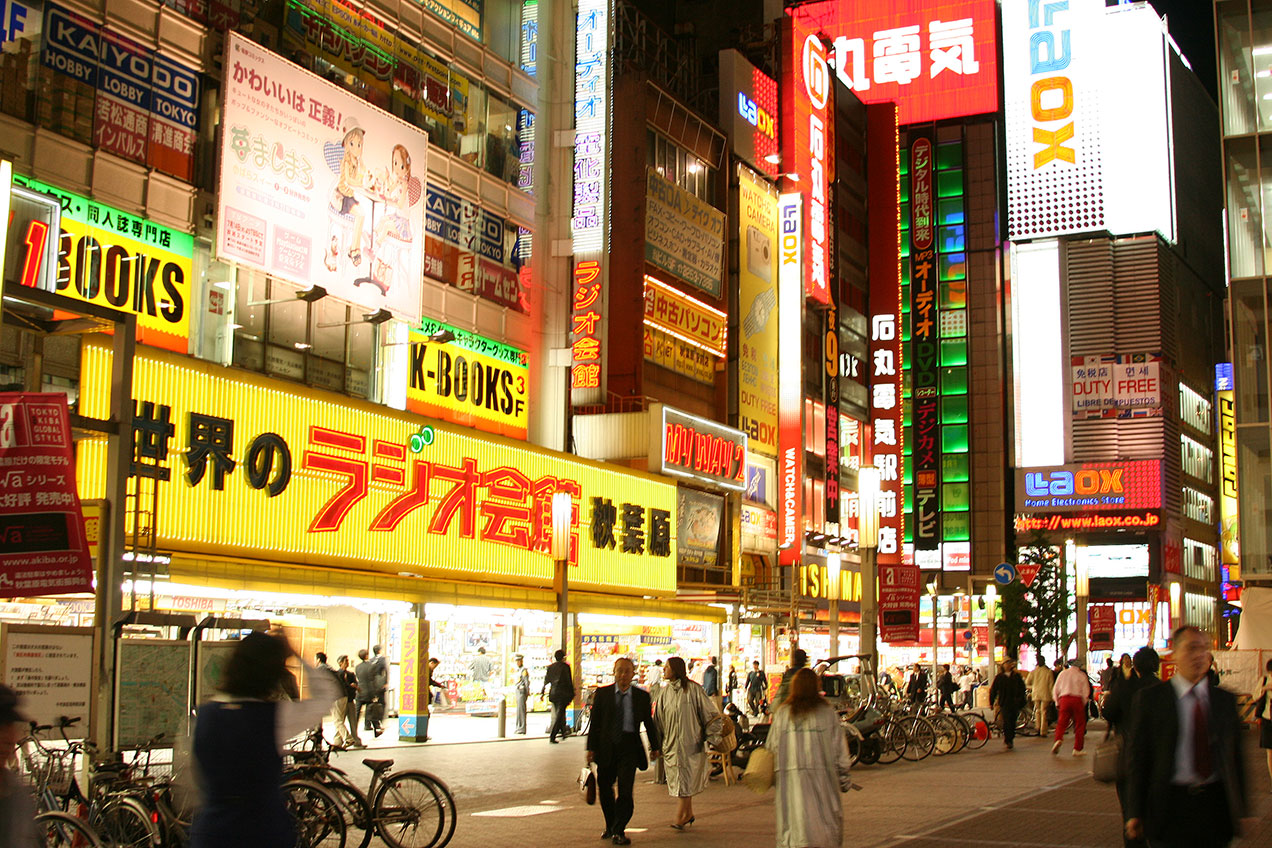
[1051,659,1093,755]
[1126,626,1249,847]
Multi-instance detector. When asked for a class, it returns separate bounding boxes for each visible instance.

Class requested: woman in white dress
[767,668,852,848]
[654,655,722,830]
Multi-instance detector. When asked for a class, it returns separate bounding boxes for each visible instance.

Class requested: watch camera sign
[777,193,802,565]
[1016,461,1162,514]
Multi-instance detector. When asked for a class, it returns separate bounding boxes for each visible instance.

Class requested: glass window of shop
[227,268,376,398]
[1255,0,1272,133]
[1224,137,1263,280]
[1237,423,1271,578]
[577,614,715,692]
[1232,278,1269,422]
[1218,0,1256,135]
[647,129,716,206]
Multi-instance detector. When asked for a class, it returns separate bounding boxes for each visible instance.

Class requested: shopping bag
[1091,734,1121,783]
[712,716,737,754]
[578,765,597,805]
[366,701,385,724]
[741,746,774,794]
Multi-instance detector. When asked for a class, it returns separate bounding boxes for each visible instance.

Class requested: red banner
[1089,604,1115,652]
[0,394,94,597]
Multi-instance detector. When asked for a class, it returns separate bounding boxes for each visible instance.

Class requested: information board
[0,624,94,731]
[115,640,190,747]
[194,641,237,705]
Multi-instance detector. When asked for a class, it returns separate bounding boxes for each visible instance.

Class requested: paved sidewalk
[325,720,1272,847]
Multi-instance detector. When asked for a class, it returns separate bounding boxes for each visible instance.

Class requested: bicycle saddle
[362,758,394,772]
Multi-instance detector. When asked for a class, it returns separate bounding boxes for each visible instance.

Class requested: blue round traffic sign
[993,562,1016,585]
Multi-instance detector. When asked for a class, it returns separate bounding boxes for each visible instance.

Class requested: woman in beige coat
[654,655,722,830]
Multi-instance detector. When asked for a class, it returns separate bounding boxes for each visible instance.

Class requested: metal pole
[556,557,569,658]
[1076,592,1088,668]
[986,589,997,692]
[931,594,939,683]
[860,547,877,674]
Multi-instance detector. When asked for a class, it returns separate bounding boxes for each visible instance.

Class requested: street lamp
[926,580,940,682]
[1075,550,1089,667]
[858,467,881,674]
[984,583,998,690]
[1169,580,1181,628]
[827,552,841,658]
[551,492,572,654]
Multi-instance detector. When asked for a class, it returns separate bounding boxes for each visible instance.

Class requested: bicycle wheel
[843,724,862,768]
[284,778,348,848]
[320,774,373,848]
[929,714,959,756]
[901,715,936,761]
[876,719,906,764]
[946,712,971,753]
[424,773,457,848]
[372,772,446,848]
[964,713,990,749]
[37,810,102,848]
[95,796,159,848]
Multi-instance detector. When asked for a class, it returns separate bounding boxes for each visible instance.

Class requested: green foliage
[993,531,1072,661]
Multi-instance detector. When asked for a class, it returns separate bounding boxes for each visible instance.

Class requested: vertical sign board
[0,624,95,731]
[1216,363,1239,574]
[866,101,916,642]
[570,0,609,404]
[781,14,833,305]
[0,393,95,596]
[736,166,780,457]
[909,131,939,550]
[398,618,429,741]
[777,193,803,566]
[824,265,840,528]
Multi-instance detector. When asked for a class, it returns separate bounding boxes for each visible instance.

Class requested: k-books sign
[217,33,428,322]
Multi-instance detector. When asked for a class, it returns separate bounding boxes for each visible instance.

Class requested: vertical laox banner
[909,130,939,551]
[777,193,803,566]
[781,14,833,305]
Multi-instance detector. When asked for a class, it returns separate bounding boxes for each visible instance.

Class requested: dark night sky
[1147,0,1217,101]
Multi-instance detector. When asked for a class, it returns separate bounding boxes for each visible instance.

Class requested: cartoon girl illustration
[325,119,369,272]
[368,144,413,294]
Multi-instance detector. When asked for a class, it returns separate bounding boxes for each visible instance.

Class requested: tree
[994,532,1072,662]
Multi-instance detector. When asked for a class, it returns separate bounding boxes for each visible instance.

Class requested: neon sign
[737,92,775,139]
[1016,461,1162,513]
[777,192,802,564]
[658,405,747,492]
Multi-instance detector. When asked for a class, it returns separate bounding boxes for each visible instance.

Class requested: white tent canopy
[1233,586,1272,651]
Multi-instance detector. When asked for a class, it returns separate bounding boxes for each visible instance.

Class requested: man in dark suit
[586,657,661,846]
[541,649,575,743]
[1126,625,1249,848]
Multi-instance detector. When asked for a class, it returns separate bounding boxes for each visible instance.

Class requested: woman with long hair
[654,655,722,830]
[767,668,852,848]
[189,631,340,848]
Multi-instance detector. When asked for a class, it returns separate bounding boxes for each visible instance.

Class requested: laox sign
[1024,467,1123,498]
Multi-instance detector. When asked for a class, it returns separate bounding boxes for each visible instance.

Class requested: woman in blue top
[190,631,339,848]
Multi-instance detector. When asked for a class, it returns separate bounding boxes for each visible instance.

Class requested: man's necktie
[1192,685,1212,781]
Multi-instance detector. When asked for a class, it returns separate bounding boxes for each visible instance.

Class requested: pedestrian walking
[957,666,976,709]
[190,631,340,848]
[775,649,809,705]
[746,661,768,717]
[1026,656,1056,736]
[703,656,721,712]
[1099,657,1116,692]
[647,659,663,697]
[1253,658,1272,791]
[1101,647,1159,848]
[905,662,929,708]
[1052,658,1093,755]
[653,656,722,831]
[726,664,739,708]
[767,667,852,848]
[586,657,662,846]
[1126,626,1250,848]
[989,658,1026,749]
[0,683,36,846]
[330,654,363,748]
[355,648,387,738]
[936,664,957,711]
[513,654,530,735]
[542,649,575,743]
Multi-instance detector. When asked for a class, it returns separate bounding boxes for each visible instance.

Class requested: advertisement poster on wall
[644,167,725,299]
[1071,353,1163,419]
[737,166,779,457]
[0,393,95,597]
[217,32,428,323]
[406,319,529,440]
[677,488,723,568]
[423,185,528,312]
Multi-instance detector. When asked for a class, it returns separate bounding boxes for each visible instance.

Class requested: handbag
[712,715,737,754]
[1087,699,1099,720]
[578,765,597,805]
[1091,730,1121,783]
[741,746,774,794]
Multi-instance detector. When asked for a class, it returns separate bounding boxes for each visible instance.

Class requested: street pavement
[325,718,1272,848]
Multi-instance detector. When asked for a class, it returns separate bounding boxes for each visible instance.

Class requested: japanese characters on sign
[1015,461,1164,514]
[777,193,802,566]
[644,167,725,299]
[0,626,94,729]
[418,0,481,42]
[1071,353,1163,419]
[282,0,394,104]
[0,394,94,597]
[824,264,839,530]
[736,166,779,456]
[571,259,604,399]
[423,185,529,313]
[40,3,202,182]
[1003,0,1174,241]
[719,50,779,179]
[657,405,747,492]
[217,33,428,323]
[642,276,727,359]
[909,132,938,551]
[12,174,193,353]
[780,14,833,305]
[878,561,919,643]
[406,320,529,440]
[789,0,998,125]
[643,325,714,385]
[571,0,607,254]
[1217,363,1239,572]
[77,342,677,595]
